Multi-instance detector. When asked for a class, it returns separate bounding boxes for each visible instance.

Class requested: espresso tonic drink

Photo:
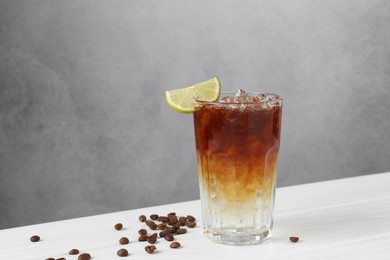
[193,90,283,245]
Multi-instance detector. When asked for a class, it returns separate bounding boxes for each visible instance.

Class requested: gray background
[1,0,390,229]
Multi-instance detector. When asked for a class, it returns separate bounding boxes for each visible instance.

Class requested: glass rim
[195,92,283,105]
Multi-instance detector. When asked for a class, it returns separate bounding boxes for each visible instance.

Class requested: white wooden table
[1,172,390,260]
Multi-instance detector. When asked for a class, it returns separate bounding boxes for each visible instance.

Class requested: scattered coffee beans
[114,223,123,230]
[145,245,156,254]
[119,237,129,245]
[69,249,79,255]
[139,215,147,222]
[32,212,193,258]
[170,242,181,249]
[117,248,129,257]
[78,253,91,260]
[27,212,198,258]
[289,236,299,243]
[30,235,40,242]
[136,212,196,255]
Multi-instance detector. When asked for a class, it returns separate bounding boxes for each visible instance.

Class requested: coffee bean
[147,233,157,244]
[168,215,178,224]
[187,215,196,222]
[171,222,181,229]
[167,212,176,217]
[149,233,158,239]
[178,216,187,226]
[167,220,176,226]
[145,245,156,254]
[170,242,181,248]
[149,223,157,230]
[147,237,157,244]
[139,215,147,222]
[30,235,40,242]
[289,236,299,243]
[138,234,148,241]
[169,214,178,220]
[138,228,147,235]
[119,237,129,245]
[56,258,66,260]
[160,227,172,237]
[159,229,171,237]
[157,223,167,230]
[170,227,178,234]
[46,258,55,260]
[158,216,168,223]
[117,248,128,257]
[114,223,123,230]
[78,253,91,260]
[145,220,157,230]
[164,233,174,241]
[69,249,79,255]
[176,228,187,234]
[150,214,159,220]
[186,221,197,228]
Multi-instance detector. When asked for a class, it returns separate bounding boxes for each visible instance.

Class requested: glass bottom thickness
[204,226,272,245]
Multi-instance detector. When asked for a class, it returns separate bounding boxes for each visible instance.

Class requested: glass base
[204,227,272,245]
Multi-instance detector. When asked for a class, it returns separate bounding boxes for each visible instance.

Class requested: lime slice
[165,77,221,113]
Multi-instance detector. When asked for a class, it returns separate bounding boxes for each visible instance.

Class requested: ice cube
[235,89,246,97]
[221,96,235,103]
[256,93,269,101]
[249,96,262,103]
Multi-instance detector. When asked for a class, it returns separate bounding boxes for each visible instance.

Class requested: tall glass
[193,92,283,245]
